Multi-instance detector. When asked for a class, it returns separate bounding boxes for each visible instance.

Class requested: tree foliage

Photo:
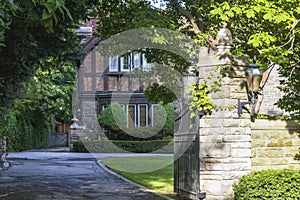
[0,0,95,120]
[91,0,300,119]
[0,0,96,149]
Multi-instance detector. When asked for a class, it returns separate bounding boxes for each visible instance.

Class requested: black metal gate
[174,102,206,199]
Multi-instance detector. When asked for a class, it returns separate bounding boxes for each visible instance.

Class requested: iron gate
[174,103,206,199]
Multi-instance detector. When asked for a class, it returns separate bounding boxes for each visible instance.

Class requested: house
[80,48,154,128]
[75,21,159,130]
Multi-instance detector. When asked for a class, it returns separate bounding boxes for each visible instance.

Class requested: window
[132,52,141,70]
[109,53,151,72]
[142,54,151,71]
[138,105,148,127]
[127,105,136,128]
[109,56,119,72]
[151,104,163,127]
[121,54,131,72]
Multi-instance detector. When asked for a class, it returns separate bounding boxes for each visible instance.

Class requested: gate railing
[174,107,206,200]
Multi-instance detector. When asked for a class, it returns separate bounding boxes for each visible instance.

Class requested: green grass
[102,156,176,198]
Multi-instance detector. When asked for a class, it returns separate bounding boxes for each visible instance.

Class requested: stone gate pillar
[197,54,252,199]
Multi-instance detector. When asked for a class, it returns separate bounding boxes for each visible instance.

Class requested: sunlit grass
[102,156,176,198]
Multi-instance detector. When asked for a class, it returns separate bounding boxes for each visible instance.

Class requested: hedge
[233,169,300,199]
[72,139,173,153]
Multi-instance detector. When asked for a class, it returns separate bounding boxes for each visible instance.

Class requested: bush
[72,139,173,153]
[104,127,165,141]
[97,102,127,130]
[4,110,49,152]
[153,103,174,136]
[233,169,300,200]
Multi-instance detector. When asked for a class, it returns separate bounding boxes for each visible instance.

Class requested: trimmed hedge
[72,139,173,153]
[233,169,300,200]
[104,127,167,141]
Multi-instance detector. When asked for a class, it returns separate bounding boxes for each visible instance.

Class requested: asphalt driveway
[0,149,168,200]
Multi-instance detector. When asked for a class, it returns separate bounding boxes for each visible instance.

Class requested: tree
[91,0,300,119]
[0,0,96,121]
[91,0,300,159]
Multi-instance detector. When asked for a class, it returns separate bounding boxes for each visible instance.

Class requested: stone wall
[198,55,252,200]
[251,119,300,171]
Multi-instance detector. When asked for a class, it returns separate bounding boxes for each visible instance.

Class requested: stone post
[197,55,252,199]
[0,139,9,169]
[69,129,86,151]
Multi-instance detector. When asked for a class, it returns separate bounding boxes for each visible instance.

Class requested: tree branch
[170,0,202,35]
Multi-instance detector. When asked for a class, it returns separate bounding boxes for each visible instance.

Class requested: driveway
[0,149,168,200]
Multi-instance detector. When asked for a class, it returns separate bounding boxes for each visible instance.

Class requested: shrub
[233,169,300,200]
[71,139,173,153]
[97,102,127,130]
[104,127,164,141]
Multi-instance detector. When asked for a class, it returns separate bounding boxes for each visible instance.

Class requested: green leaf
[246,9,255,19]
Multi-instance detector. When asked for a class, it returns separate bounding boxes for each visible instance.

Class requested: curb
[96,160,174,200]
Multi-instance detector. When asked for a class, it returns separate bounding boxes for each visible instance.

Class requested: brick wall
[251,119,300,171]
[256,65,285,116]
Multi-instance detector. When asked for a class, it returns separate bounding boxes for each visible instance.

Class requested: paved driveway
[0,149,168,200]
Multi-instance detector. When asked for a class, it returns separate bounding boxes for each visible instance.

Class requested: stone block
[230,142,251,148]
[252,139,266,147]
[239,119,251,127]
[251,158,289,167]
[210,110,233,119]
[200,127,231,136]
[256,148,284,157]
[223,135,251,142]
[223,157,250,164]
[211,88,230,99]
[201,180,234,197]
[201,143,231,158]
[222,171,250,180]
[251,149,256,158]
[200,119,223,128]
[267,140,292,147]
[231,148,251,158]
[230,86,247,93]
[251,131,262,139]
[231,127,251,135]
[284,148,298,157]
[230,92,248,100]
[293,139,300,146]
[223,119,239,127]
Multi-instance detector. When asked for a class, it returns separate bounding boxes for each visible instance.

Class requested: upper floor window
[109,52,150,72]
[109,56,119,72]
[121,54,131,72]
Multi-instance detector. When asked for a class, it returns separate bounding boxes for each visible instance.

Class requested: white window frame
[142,54,151,71]
[138,104,148,127]
[126,104,136,128]
[109,56,119,72]
[132,52,141,70]
[120,54,131,72]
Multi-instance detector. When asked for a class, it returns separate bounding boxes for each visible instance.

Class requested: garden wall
[251,119,300,171]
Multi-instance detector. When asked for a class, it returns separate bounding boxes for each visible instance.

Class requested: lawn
[101,156,176,198]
